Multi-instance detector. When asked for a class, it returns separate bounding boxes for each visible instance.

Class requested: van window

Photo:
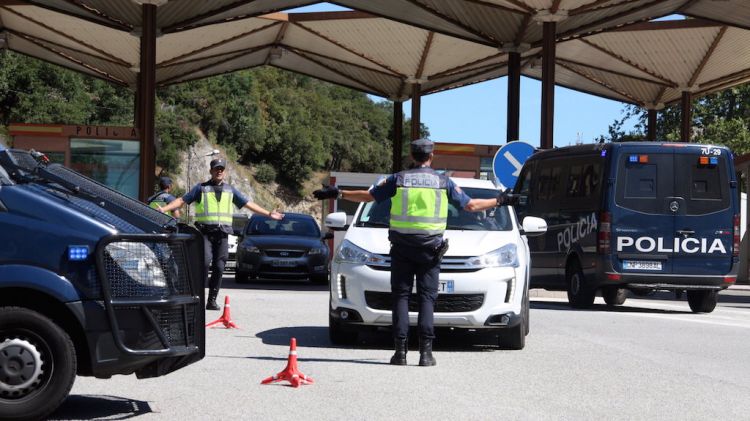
[537,165,562,201]
[615,153,673,214]
[676,155,729,215]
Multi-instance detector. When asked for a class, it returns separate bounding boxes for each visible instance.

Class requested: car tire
[602,287,627,306]
[235,270,249,284]
[687,290,718,313]
[311,274,329,285]
[498,287,528,350]
[0,307,77,421]
[328,314,357,346]
[566,260,595,309]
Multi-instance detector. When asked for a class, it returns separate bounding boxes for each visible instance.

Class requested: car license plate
[272,259,296,267]
[623,260,662,271]
[225,260,236,269]
[412,280,454,293]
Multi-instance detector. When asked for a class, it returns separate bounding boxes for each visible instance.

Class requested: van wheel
[498,288,528,350]
[602,287,627,306]
[566,261,595,309]
[687,290,718,313]
[328,314,358,345]
[0,307,77,421]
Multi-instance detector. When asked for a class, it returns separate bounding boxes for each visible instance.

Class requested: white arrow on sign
[503,151,524,177]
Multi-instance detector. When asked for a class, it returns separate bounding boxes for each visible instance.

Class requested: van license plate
[623,260,661,271]
[272,259,296,267]
[412,280,454,293]
[225,260,236,269]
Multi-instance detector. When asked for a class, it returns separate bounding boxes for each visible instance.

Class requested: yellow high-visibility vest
[389,170,448,235]
[194,185,233,225]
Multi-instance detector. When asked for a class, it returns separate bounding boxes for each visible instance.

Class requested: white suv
[325,177,546,349]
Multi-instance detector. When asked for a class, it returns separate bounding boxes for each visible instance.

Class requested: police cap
[210,158,226,170]
[159,176,172,187]
[410,138,434,154]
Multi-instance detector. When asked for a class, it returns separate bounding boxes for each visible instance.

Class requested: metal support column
[540,22,556,149]
[681,91,692,142]
[647,108,657,141]
[138,3,157,201]
[411,84,421,141]
[507,52,521,143]
[393,101,403,173]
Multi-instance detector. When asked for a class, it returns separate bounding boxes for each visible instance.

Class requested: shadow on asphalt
[531,300,693,315]
[220,275,328,292]
[254,326,504,353]
[49,395,152,420]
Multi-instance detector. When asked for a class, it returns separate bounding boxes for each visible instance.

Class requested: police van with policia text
[513,142,739,313]
[0,148,205,420]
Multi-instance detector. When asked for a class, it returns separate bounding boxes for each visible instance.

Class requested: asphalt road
[51,278,750,421]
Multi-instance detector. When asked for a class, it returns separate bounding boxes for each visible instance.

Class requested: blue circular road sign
[492,141,535,189]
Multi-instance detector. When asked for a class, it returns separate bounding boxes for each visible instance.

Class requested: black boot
[418,338,436,367]
[206,290,220,311]
[389,338,408,366]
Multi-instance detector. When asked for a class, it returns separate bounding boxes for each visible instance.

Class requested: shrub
[254,163,276,183]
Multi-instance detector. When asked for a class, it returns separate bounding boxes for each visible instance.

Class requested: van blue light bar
[629,155,638,163]
[710,157,718,165]
[68,245,89,261]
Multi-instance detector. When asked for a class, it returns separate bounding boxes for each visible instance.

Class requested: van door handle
[676,229,695,236]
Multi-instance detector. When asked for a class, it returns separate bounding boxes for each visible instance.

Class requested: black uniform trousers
[203,230,229,293]
[390,243,440,340]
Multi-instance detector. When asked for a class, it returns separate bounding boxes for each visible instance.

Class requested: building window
[70,138,140,198]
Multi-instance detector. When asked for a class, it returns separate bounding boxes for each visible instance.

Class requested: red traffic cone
[261,338,314,388]
[205,296,238,329]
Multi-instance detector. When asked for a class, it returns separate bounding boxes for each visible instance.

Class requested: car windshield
[246,216,320,237]
[355,187,513,231]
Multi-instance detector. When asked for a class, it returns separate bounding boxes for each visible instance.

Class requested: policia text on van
[0,148,205,421]
[514,142,739,313]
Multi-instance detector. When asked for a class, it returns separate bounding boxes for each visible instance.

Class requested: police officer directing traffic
[147,177,181,219]
[313,138,515,366]
[159,158,284,310]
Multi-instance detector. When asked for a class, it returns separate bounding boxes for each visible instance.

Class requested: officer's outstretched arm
[340,190,375,203]
[464,198,498,212]
[159,197,185,213]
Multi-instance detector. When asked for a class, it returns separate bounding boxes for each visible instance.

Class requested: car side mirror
[520,216,547,237]
[322,231,334,240]
[324,212,348,231]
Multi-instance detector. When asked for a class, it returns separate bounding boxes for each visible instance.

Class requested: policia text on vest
[313,138,516,367]
[157,158,283,310]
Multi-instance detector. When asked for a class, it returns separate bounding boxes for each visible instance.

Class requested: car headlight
[465,243,518,268]
[335,240,388,266]
[244,245,260,253]
[308,247,325,255]
[106,242,167,288]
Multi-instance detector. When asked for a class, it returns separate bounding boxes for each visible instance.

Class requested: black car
[235,213,332,284]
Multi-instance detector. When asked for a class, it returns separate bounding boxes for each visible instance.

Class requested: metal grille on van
[366,255,483,273]
[103,241,191,297]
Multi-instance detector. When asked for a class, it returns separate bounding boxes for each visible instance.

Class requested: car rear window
[247,216,320,237]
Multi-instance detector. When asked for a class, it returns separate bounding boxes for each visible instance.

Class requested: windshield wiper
[359,221,390,228]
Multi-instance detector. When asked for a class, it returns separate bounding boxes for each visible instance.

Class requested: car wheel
[687,290,718,313]
[498,288,527,350]
[0,307,77,421]
[602,287,627,306]
[328,314,357,346]
[566,260,595,309]
[235,270,249,284]
[311,274,329,285]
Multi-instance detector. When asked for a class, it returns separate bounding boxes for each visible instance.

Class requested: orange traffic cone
[205,296,238,329]
[261,338,314,388]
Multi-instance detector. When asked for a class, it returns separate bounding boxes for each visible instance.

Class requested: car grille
[364,291,484,313]
[366,255,481,273]
[264,249,306,258]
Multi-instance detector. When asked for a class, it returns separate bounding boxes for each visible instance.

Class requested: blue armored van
[514,142,738,313]
[0,148,205,420]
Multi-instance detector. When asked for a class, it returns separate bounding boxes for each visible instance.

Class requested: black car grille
[366,255,481,273]
[103,242,191,297]
[364,291,484,313]
[264,249,306,258]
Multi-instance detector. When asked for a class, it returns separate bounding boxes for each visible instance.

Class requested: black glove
[313,184,340,200]
[496,189,520,206]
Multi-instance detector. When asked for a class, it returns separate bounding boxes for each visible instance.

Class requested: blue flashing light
[601,150,607,157]
[68,245,89,261]
[629,155,638,163]
[709,157,719,165]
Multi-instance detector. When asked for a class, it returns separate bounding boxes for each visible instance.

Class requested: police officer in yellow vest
[314,138,514,366]
[159,158,284,310]
[147,177,181,219]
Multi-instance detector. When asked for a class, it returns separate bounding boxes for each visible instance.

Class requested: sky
[288,3,639,148]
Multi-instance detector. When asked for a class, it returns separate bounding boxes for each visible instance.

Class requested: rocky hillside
[171,130,325,222]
